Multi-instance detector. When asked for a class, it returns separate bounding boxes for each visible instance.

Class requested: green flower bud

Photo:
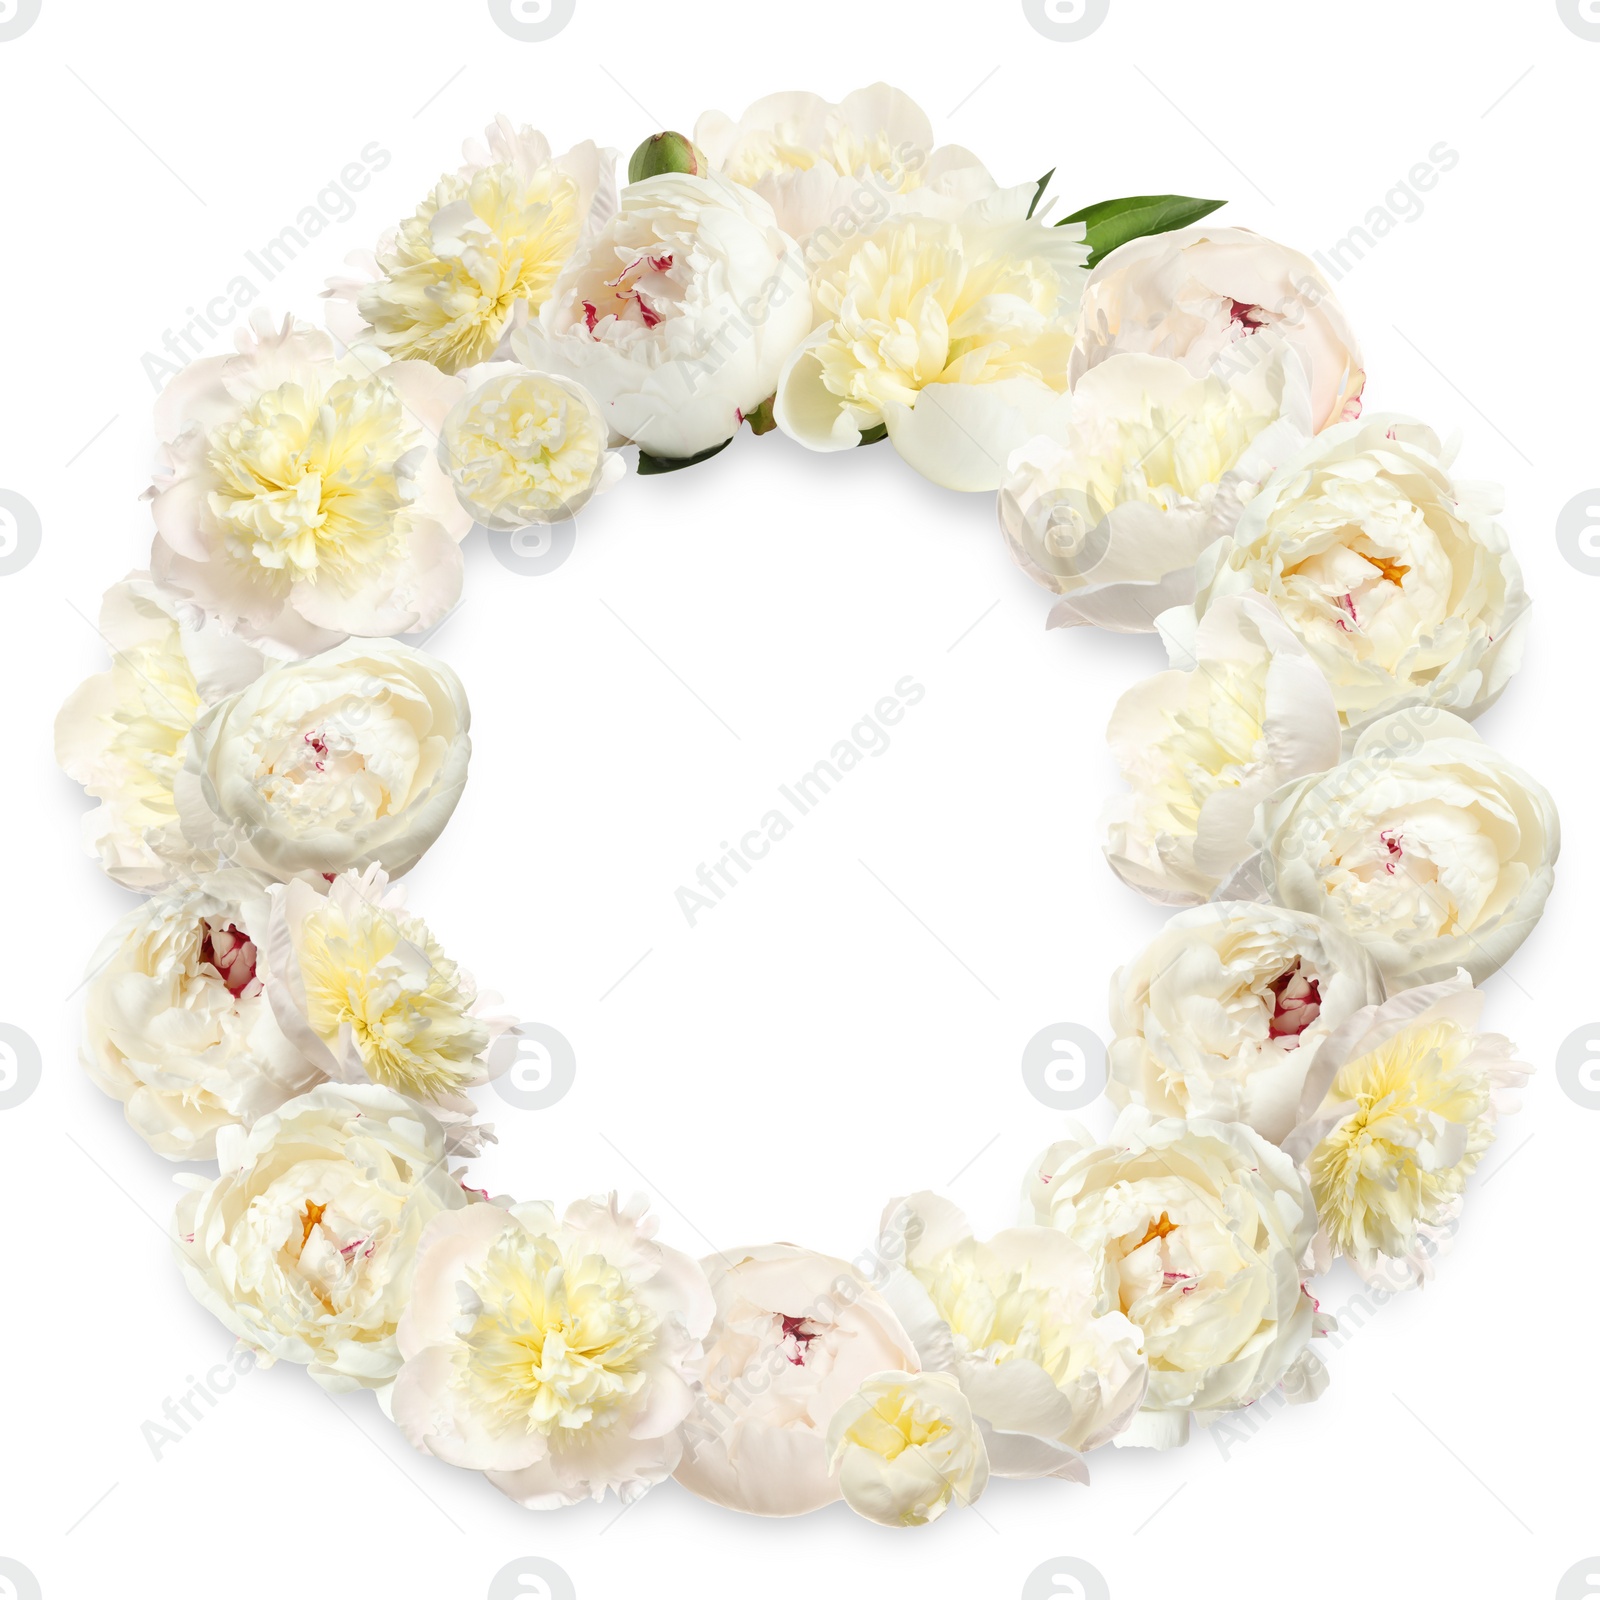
[628,130,708,184]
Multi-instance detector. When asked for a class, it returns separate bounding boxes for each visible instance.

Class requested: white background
[1,1,1596,1596]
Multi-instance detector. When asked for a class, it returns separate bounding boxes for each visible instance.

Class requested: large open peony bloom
[1101,594,1340,903]
[1255,708,1558,988]
[391,1195,714,1509]
[1029,1108,1327,1448]
[999,348,1311,630]
[174,1083,470,1391]
[879,1193,1146,1477]
[775,190,1090,491]
[81,869,321,1159]
[694,82,996,247]
[262,867,506,1155]
[1070,224,1365,432]
[1108,901,1386,1146]
[150,313,470,657]
[514,171,812,460]
[1192,417,1528,732]
[56,573,264,889]
[175,638,470,882]
[673,1243,920,1516]
[326,117,616,374]
[1284,973,1527,1286]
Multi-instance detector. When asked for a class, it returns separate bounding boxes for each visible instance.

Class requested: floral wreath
[58,85,1557,1527]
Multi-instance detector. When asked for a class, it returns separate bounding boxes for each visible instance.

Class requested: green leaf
[1056,194,1226,268]
[1027,167,1055,221]
[636,438,733,475]
[856,423,888,447]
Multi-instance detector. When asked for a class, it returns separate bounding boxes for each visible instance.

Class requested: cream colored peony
[513,171,812,460]
[1108,902,1386,1145]
[261,867,504,1154]
[149,313,470,657]
[1284,973,1527,1286]
[1070,225,1365,432]
[327,118,616,374]
[999,349,1312,629]
[775,191,1090,491]
[694,83,996,246]
[1028,1107,1326,1448]
[56,574,265,889]
[81,870,322,1159]
[1102,595,1340,903]
[879,1194,1146,1477]
[1255,708,1558,988]
[390,1195,715,1508]
[174,1083,469,1391]
[673,1243,920,1516]
[1192,418,1528,732]
[176,638,470,882]
[825,1370,989,1526]
[437,363,622,529]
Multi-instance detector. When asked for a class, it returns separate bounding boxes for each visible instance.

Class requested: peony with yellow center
[437,363,622,530]
[151,314,471,657]
[775,192,1090,491]
[392,1195,714,1508]
[1285,973,1528,1286]
[329,117,616,375]
[264,867,504,1154]
[825,1370,989,1527]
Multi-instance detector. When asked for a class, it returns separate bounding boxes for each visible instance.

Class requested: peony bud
[628,130,707,182]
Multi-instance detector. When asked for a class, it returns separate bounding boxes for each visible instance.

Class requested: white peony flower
[673,1243,920,1516]
[999,349,1312,629]
[174,1083,469,1391]
[436,363,622,529]
[81,869,322,1160]
[176,638,470,883]
[149,312,470,657]
[261,867,505,1154]
[1028,1107,1326,1449]
[1254,708,1559,988]
[1101,594,1340,903]
[1070,225,1365,432]
[694,83,996,247]
[56,574,265,889]
[776,191,1089,491]
[1284,973,1527,1287]
[390,1194,715,1509]
[512,171,812,460]
[825,1370,989,1527]
[1108,901,1386,1145]
[1192,417,1528,732]
[326,117,617,375]
[879,1193,1146,1477]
